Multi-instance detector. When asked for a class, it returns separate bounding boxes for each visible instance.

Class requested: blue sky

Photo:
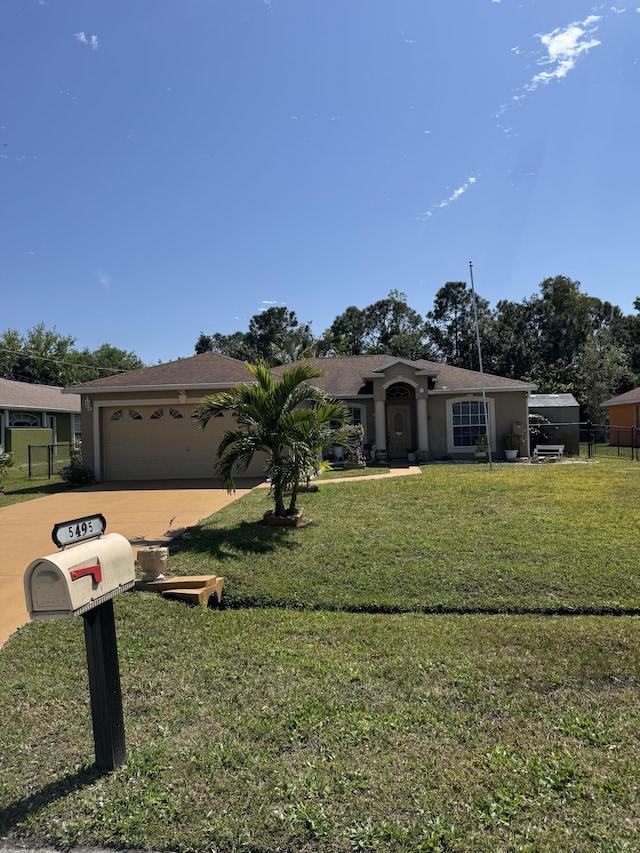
[2,0,639,365]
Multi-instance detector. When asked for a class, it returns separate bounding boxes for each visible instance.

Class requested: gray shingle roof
[66,352,534,396]
[0,377,81,412]
[66,352,257,393]
[529,393,579,408]
[276,355,533,395]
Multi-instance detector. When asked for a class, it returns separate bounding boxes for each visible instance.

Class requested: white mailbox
[24,532,135,620]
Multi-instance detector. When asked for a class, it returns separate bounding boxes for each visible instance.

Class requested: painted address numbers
[52,514,107,548]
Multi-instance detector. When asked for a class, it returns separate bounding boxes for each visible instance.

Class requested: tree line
[196,276,640,421]
[0,322,144,387]
[3,276,638,422]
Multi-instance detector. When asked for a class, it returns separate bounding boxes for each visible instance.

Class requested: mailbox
[24,532,135,620]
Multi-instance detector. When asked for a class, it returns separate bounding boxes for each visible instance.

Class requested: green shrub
[60,443,95,485]
[0,447,13,480]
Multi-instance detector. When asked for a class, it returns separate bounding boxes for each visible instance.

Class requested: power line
[0,346,132,374]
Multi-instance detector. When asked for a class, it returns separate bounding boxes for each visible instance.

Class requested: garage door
[101,404,266,481]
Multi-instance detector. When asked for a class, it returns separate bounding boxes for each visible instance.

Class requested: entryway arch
[385,383,416,460]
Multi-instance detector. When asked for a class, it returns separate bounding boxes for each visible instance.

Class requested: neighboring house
[528,393,580,455]
[67,352,535,482]
[0,377,81,468]
[600,387,640,447]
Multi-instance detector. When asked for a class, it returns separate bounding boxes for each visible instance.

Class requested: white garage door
[102,404,266,481]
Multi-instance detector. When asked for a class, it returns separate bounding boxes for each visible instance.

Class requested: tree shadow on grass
[2,481,70,498]
[0,764,106,836]
[170,517,308,562]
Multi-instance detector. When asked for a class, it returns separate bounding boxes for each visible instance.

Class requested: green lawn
[170,459,640,613]
[1,458,639,852]
[0,470,68,507]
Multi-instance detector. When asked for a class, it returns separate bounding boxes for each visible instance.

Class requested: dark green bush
[60,463,95,485]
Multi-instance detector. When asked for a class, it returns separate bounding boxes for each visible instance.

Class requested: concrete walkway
[0,479,260,647]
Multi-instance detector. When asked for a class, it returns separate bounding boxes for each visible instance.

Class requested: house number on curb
[52,514,107,548]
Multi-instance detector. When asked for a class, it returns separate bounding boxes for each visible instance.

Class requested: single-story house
[528,393,580,455]
[0,377,81,468]
[66,353,535,482]
[600,387,640,447]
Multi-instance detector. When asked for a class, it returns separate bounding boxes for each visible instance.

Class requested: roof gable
[601,386,640,407]
[67,352,255,393]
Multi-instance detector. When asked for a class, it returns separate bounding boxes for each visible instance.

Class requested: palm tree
[194,360,352,518]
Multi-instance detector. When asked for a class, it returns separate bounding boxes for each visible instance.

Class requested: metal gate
[28,443,73,478]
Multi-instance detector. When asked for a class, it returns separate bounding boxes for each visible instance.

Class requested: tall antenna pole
[469,260,492,471]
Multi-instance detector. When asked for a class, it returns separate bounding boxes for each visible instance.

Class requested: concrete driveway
[0,479,261,647]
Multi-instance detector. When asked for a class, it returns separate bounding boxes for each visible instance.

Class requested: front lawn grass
[170,459,640,613]
[1,458,639,852]
[0,470,68,507]
[1,601,639,852]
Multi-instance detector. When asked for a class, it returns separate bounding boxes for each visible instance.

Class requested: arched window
[128,409,143,420]
[8,413,40,427]
[110,410,123,421]
[169,408,183,419]
[151,409,164,420]
[386,384,411,400]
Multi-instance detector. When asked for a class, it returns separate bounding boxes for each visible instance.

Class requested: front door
[386,403,412,459]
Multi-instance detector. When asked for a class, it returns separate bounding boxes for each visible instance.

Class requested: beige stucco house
[66,352,535,482]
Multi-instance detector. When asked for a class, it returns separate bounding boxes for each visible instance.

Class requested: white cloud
[95,270,111,290]
[74,31,99,50]
[262,300,278,305]
[526,15,601,90]
[418,175,478,221]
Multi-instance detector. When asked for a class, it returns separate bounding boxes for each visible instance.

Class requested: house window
[387,385,411,399]
[450,400,490,448]
[8,413,40,427]
[73,415,82,442]
[331,406,363,431]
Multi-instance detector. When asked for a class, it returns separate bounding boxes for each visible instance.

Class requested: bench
[534,444,565,459]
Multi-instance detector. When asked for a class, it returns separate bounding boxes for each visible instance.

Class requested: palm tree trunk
[287,483,298,515]
[273,483,287,517]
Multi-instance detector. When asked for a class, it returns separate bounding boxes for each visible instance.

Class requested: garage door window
[129,410,143,420]
[110,410,123,421]
[151,409,164,419]
[169,408,183,419]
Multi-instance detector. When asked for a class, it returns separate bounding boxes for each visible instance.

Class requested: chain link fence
[530,422,639,461]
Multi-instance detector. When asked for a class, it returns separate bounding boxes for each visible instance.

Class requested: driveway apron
[0,479,259,647]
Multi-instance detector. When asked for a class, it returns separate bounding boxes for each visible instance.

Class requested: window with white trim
[330,406,363,434]
[451,400,486,447]
[347,406,362,427]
